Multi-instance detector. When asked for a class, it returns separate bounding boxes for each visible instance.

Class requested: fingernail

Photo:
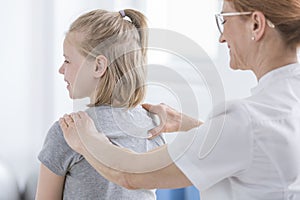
[147,133,153,138]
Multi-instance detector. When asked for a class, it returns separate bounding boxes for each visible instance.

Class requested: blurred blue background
[157,186,200,200]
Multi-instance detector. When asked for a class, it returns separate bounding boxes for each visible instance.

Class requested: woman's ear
[94,55,108,78]
[251,11,266,41]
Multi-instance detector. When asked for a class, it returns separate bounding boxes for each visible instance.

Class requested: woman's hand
[142,103,203,138]
[59,111,111,155]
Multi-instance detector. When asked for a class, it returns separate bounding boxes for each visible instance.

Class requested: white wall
[0,0,39,189]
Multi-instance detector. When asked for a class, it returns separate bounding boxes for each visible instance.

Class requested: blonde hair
[68,9,148,108]
[228,0,300,49]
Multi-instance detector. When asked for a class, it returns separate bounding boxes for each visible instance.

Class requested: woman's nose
[58,64,65,74]
[219,33,226,43]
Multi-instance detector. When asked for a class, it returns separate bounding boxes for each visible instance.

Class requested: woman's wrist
[80,131,112,156]
[181,115,203,131]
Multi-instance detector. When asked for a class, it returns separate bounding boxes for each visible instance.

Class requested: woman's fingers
[143,103,167,127]
[148,124,165,138]
[59,118,68,130]
[142,103,152,112]
[78,111,93,123]
[70,113,81,124]
[63,114,74,126]
[143,103,182,137]
[78,111,86,119]
[60,112,86,154]
[142,103,165,114]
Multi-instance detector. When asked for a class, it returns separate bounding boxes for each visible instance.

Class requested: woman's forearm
[81,139,192,189]
[80,132,171,173]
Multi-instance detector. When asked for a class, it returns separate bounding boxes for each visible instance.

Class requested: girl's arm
[60,112,193,189]
[35,164,65,200]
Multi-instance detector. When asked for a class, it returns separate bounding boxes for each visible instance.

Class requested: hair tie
[119,10,126,18]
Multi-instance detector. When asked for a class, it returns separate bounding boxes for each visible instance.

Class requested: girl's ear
[94,55,108,78]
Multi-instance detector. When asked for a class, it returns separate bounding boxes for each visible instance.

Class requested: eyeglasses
[215,12,252,34]
[215,12,275,34]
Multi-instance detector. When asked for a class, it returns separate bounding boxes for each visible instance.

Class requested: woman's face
[219,1,253,70]
[58,33,98,99]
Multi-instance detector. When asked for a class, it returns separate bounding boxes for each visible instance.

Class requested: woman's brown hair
[229,0,300,48]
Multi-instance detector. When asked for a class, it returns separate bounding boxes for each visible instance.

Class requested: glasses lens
[215,15,224,34]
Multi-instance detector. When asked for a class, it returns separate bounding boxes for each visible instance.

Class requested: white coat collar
[251,62,300,95]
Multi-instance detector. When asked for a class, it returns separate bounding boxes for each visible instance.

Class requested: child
[36,9,165,200]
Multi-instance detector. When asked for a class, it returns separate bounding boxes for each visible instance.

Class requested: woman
[35,9,165,200]
[60,0,300,199]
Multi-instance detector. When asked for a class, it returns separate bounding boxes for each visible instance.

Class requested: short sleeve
[168,100,253,191]
[38,121,82,176]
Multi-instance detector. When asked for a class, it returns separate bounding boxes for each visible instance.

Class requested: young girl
[35,9,165,200]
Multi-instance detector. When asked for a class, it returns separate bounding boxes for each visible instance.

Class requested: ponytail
[121,9,148,58]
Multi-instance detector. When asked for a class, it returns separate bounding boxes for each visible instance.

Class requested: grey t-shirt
[38,105,165,200]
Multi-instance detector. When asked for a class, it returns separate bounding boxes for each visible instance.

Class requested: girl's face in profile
[58,33,98,100]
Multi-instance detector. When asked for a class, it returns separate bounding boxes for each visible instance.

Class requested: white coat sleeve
[167,100,253,191]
